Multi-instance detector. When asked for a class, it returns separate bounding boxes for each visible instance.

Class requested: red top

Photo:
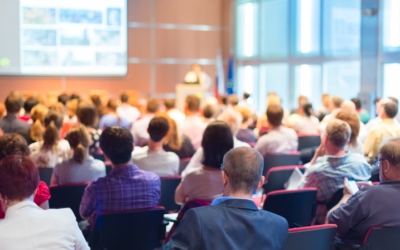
[0,181,51,219]
[18,116,30,122]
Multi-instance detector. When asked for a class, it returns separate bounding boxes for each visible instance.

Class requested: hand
[343,178,354,196]
[357,181,372,190]
[314,143,326,158]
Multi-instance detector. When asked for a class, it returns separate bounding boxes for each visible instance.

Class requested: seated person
[165,98,185,125]
[293,102,319,134]
[132,117,179,177]
[64,99,79,123]
[255,104,298,157]
[117,92,141,125]
[165,147,288,250]
[351,97,370,124]
[76,102,102,155]
[99,99,130,130]
[51,124,106,185]
[235,106,257,143]
[0,155,89,250]
[19,97,39,122]
[28,104,49,145]
[336,110,364,155]
[29,110,71,168]
[80,126,160,224]
[131,98,159,146]
[304,119,371,224]
[175,121,234,204]
[328,139,400,246]
[201,104,215,125]
[58,93,70,106]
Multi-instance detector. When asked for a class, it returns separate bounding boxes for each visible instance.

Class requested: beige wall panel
[128,0,151,23]
[128,28,151,58]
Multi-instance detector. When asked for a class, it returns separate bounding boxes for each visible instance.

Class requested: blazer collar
[5,200,38,218]
[216,198,259,211]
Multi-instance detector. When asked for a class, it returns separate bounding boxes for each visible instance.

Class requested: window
[382,0,400,52]
[293,64,322,109]
[237,65,259,107]
[259,63,289,111]
[383,63,400,100]
[236,1,258,58]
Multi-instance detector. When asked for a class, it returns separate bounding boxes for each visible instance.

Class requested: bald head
[326,119,351,148]
[340,101,356,112]
[223,147,264,194]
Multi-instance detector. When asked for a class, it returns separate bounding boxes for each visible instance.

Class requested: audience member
[213,94,227,118]
[70,93,80,101]
[58,93,70,106]
[29,110,71,168]
[255,104,298,157]
[80,126,160,225]
[351,98,370,124]
[180,95,207,149]
[49,102,65,114]
[175,121,234,204]
[117,92,141,124]
[336,110,364,155]
[319,96,344,129]
[64,99,79,123]
[293,102,319,134]
[164,98,185,125]
[365,98,390,132]
[132,117,179,176]
[227,94,239,108]
[328,140,400,245]
[340,101,356,112]
[99,99,130,130]
[51,124,106,185]
[0,155,89,250]
[20,97,39,122]
[304,119,371,224]
[131,98,159,146]
[364,101,400,158]
[77,102,102,155]
[316,94,332,121]
[90,95,105,125]
[165,147,288,250]
[239,92,256,114]
[389,96,400,123]
[201,103,215,125]
[290,95,308,115]
[0,103,5,119]
[235,106,256,143]
[29,104,49,145]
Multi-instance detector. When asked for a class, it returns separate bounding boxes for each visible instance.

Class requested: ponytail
[73,143,87,164]
[30,119,45,142]
[43,121,60,149]
[303,103,314,117]
[65,124,90,164]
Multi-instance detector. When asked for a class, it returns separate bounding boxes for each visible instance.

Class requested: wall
[0,0,231,101]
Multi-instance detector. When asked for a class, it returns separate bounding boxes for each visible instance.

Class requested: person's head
[148,117,169,143]
[5,91,24,115]
[57,94,70,106]
[91,95,102,107]
[389,97,399,105]
[382,101,398,119]
[77,102,97,128]
[218,110,242,136]
[228,94,239,106]
[65,124,89,164]
[100,126,133,165]
[374,98,382,107]
[42,110,64,148]
[201,121,234,169]
[48,102,64,114]
[235,106,251,125]
[323,119,351,152]
[70,93,80,101]
[66,99,79,118]
[219,94,227,105]
[302,102,314,117]
[156,113,182,150]
[322,94,331,108]
[267,95,281,107]
[335,110,360,147]
[243,92,250,101]
[378,138,400,182]
[30,104,49,142]
[192,64,201,74]
[298,95,308,108]
[340,101,356,112]
[107,99,118,113]
[24,98,39,115]
[202,104,215,119]
[0,156,39,206]
[222,147,265,195]
[164,98,176,110]
[266,104,283,128]
[351,98,362,110]
[120,93,129,103]
[0,133,30,160]
[185,95,200,113]
[146,98,159,114]
[329,97,344,111]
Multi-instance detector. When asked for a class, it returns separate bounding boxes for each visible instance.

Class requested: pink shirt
[179,115,207,150]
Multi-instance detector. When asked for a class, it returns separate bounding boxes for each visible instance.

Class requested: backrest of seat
[160,176,181,212]
[283,225,337,250]
[362,227,400,250]
[264,166,305,194]
[325,188,344,211]
[92,207,165,250]
[105,164,112,175]
[93,154,106,162]
[298,135,321,151]
[38,168,53,186]
[49,182,89,221]
[263,188,317,228]
[179,158,191,174]
[263,154,301,177]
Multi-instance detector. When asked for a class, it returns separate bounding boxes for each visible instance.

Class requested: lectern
[175,84,206,112]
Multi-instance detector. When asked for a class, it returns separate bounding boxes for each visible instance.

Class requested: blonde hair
[49,102,64,114]
[66,99,79,119]
[30,104,49,142]
[235,106,251,124]
[156,112,182,150]
[65,124,89,164]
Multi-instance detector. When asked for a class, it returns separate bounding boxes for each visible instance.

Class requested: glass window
[322,61,360,101]
[236,1,258,58]
[293,64,322,109]
[383,63,400,100]
[323,0,361,57]
[292,0,321,57]
[259,63,289,112]
[382,0,400,52]
[260,0,288,59]
[237,65,259,107]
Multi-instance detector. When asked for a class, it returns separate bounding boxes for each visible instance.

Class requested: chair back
[105,164,112,175]
[93,154,106,161]
[263,166,305,194]
[38,168,53,186]
[263,153,301,177]
[298,135,321,151]
[283,224,337,250]
[179,158,191,175]
[325,188,344,211]
[49,182,89,221]
[160,176,182,212]
[263,188,317,228]
[361,227,400,250]
[90,207,166,250]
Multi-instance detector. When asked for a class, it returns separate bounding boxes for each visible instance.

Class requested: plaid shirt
[304,153,371,224]
[80,164,160,218]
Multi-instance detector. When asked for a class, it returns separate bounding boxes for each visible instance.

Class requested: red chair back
[361,227,400,250]
[263,166,305,194]
[263,153,301,177]
[283,224,337,250]
[160,176,182,212]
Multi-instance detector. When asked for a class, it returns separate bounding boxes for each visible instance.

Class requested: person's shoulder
[259,209,289,227]
[135,167,160,180]
[165,151,180,161]
[90,158,106,168]
[346,153,369,164]
[58,139,70,148]
[43,208,77,225]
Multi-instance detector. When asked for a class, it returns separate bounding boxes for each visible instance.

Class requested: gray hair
[217,110,243,136]
[326,119,351,148]
[223,147,264,194]
[380,138,400,169]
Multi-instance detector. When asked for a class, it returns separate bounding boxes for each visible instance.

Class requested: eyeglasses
[220,164,229,177]
[373,158,387,167]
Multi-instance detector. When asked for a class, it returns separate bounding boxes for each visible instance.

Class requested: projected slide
[0,0,127,76]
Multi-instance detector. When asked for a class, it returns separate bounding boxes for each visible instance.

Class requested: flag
[226,55,235,95]
[215,48,225,98]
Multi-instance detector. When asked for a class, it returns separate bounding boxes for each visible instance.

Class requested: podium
[176,84,206,112]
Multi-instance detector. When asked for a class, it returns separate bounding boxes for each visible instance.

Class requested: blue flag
[226,56,235,95]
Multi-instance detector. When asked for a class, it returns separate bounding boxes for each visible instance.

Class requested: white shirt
[345,137,364,155]
[294,116,320,134]
[132,147,179,177]
[117,104,141,124]
[29,140,71,168]
[130,114,155,147]
[180,115,207,150]
[254,126,298,157]
[0,200,89,250]
[167,109,186,125]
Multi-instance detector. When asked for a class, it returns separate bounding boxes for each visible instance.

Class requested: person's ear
[222,171,228,186]
[383,160,391,173]
[256,176,265,190]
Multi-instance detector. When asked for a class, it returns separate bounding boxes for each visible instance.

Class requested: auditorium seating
[263,152,301,177]
[89,207,167,250]
[297,133,321,151]
[104,161,112,175]
[160,176,181,212]
[38,168,53,186]
[263,188,317,228]
[263,166,305,194]
[179,157,191,175]
[282,224,337,250]
[93,153,106,162]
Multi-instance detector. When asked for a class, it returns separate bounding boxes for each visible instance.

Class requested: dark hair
[219,95,227,105]
[100,126,133,165]
[374,98,381,105]
[77,102,96,127]
[201,121,234,169]
[303,102,314,117]
[57,94,70,105]
[147,98,159,113]
[148,117,169,142]
[43,110,64,148]
[5,91,24,114]
[203,104,215,119]
[326,119,351,148]
[243,93,250,100]
[351,98,361,109]
[267,104,283,127]
[0,133,30,160]
[389,97,399,105]
[65,124,89,164]
[70,93,80,101]
[223,147,263,194]
[164,98,176,109]
[332,97,344,108]
[107,99,118,111]
[120,93,129,103]
[91,95,105,120]
[0,156,39,201]
[384,102,398,118]
[228,94,239,106]
[185,95,200,112]
[24,98,39,113]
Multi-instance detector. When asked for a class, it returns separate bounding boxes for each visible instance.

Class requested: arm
[168,209,201,250]
[174,182,187,205]
[79,183,97,220]
[39,200,49,210]
[310,142,326,165]
[50,173,58,186]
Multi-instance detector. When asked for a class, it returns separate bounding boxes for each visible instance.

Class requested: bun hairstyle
[65,124,89,164]
[30,104,49,142]
[42,110,64,149]
[303,102,314,117]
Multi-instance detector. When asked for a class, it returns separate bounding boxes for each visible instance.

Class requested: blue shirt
[98,114,131,130]
[211,196,254,206]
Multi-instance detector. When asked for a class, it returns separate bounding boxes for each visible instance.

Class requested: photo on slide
[60,28,90,46]
[60,9,102,24]
[96,52,125,66]
[60,50,92,66]
[91,30,120,46]
[23,7,56,25]
[22,50,57,66]
[107,8,121,26]
[22,29,57,46]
